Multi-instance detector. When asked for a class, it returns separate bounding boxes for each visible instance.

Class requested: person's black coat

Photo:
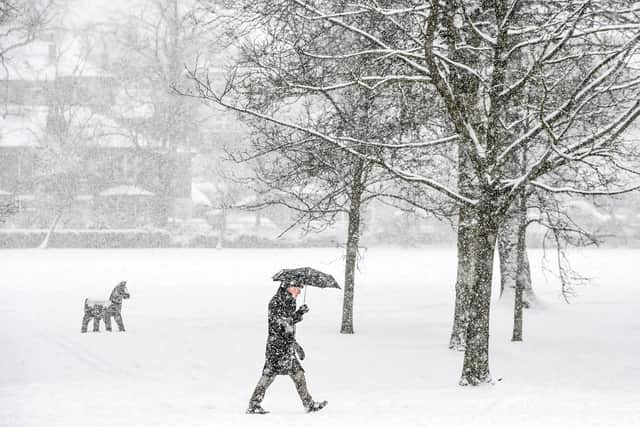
[263,285,307,375]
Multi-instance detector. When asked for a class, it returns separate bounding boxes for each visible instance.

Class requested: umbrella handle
[303,285,307,305]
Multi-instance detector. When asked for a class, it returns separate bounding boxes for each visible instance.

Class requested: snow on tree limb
[182,71,476,206]
[530,181,640,196]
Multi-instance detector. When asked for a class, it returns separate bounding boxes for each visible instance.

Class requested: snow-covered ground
[1,247,639,427]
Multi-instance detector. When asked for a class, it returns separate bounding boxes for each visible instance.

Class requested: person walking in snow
[247,280,327,414]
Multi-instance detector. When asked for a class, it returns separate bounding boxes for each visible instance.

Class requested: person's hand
[294,342,306,360]
[298,304,310,314]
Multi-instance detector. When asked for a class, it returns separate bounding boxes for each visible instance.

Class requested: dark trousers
[249,366,313,408]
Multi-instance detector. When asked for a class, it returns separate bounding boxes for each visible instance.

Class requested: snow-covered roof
[99,185,154,197]
[192,184,212,207]
[194,181,227,194]
[0,39,56,81]
[0,105,166,150]
[56,107,161,149]
[1,35,109,81]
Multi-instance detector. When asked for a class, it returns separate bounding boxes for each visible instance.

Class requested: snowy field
[1,247,639,427]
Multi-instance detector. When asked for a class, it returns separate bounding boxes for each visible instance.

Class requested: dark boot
[247,373,275,414]
[305,400,328,413]
[246,404,269,414]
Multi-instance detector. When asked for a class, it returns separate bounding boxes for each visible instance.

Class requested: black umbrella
[273,267,341,303]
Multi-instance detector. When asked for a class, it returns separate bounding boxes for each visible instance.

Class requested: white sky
[60,0,142,27]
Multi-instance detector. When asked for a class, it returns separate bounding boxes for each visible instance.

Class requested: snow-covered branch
[184,69,475,206]
[531,181,640,196]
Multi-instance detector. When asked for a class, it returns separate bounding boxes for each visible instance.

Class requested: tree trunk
[512,210,526,341]
[512,160,529,341]
[449,137,478,350]
[498,209,536,308]
[341,160,365,335]
[39,210,63,249]
[460,207,499,386]
[157,154,174,227]
[216,207,227,249]
[449,203,477,350]
[445,0,483,351]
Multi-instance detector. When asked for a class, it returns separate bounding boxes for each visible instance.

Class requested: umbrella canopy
[273,267,341,289]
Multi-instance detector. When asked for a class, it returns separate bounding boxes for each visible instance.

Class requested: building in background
[0,31,193,229]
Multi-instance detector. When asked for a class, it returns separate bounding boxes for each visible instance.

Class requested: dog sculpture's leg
[104,310,112,332]
[81,312,91,333]
[114,311,125,332]
[92,312,101,332]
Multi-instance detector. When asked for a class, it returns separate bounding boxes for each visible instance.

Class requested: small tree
[0,198,17,224]
[32,31,105,247]
[209,86,434,334]
[187,1,451,334]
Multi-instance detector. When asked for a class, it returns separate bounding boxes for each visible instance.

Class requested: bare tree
[99,0,222,225]
[1,0,55,112]
[31,29,110,247]
[187,1,454,334]
[229,100,400,334]
[531,189,600,302]
[191,1,640,386]
[0,197,17,224]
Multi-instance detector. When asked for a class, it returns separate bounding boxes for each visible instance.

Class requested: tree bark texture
[512,146,529,341]
[444,1,483,351]
[449,137,479,350]
[512,206,526,341]
[460,207,499,386]
[341,159,365,334]
[449,203,477,350]
[498,206,536,307]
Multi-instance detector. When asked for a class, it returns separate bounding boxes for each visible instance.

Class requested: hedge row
[0,230,336,248]
[0,229,171,248]
[175,234,339,248]
[2,229,462,248]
